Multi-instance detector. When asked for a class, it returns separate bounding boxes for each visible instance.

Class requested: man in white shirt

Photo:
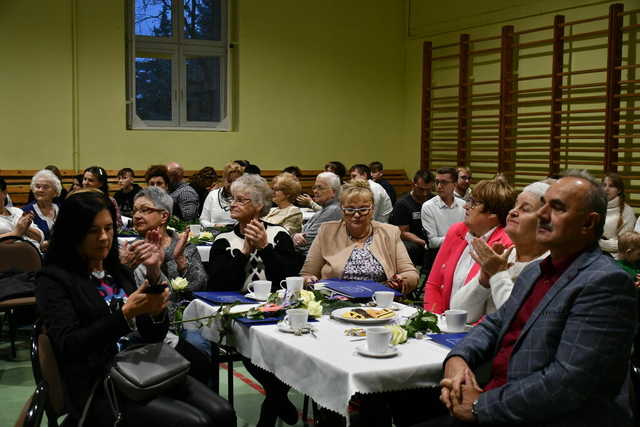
[348,164,392,223]
[454,166,472,201]
[421,167,465,250]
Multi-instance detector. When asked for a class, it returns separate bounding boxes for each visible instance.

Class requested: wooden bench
[1,169,412,206]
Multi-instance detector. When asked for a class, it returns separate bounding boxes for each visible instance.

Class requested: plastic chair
[0,236,42,358]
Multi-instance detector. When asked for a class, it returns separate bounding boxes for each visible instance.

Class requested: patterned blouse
[341,236,387,282]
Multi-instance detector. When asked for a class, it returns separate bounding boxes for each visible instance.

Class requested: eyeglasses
[231,197,252,205]
[466,198,483,208]
[459,176,471,181]
[312,185,329,191]
[342,206,372,216]
[434,180,453,186]
[132,206,164,215]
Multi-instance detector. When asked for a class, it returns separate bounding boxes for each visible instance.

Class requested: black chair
[0,236,42,358]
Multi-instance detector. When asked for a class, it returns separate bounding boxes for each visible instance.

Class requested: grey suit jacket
[448,246,637,426]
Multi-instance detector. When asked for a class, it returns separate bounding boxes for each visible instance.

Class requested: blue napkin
[321,279,402,299]
[194,291,256,305]
[429,333,467,349]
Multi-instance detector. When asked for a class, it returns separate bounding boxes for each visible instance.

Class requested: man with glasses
[292,172,342,255]
[390,169,435,267]
[454,167,472,201]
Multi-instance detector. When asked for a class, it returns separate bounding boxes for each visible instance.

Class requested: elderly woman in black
[36,190,235,427]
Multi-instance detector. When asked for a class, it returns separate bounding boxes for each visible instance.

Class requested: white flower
[306,300,323,318]
[385,324,408,345]
[299,289,315,306]
[200,231,214,240]
[170,277,189,292]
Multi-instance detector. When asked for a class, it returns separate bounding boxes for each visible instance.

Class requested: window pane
[135,0,173,37]
[186,56,221,122]
[184,0,222,41]
[136,57,172,121]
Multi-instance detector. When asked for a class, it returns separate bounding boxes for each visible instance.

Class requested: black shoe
[278,397,299,425]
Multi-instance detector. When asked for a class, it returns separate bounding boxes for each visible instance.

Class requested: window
[126,0,230,130]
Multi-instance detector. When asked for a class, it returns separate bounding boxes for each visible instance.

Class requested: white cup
[189,224,202,235]
[372,291,394,308]
[366,327,392,354]
[248,280,271,300]
[285,308,309,330]
[444,309,468,332]
[280,276,304,293]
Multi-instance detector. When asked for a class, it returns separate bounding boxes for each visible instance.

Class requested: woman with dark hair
[601,173,636,258]
[324,161,346,181]
[69,174,83,193]
[144,165,171,191]
[189,166,218,216]
[83,166,123,230]
[37,189,235,427]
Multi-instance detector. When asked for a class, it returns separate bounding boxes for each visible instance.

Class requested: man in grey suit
[429,170,637,426]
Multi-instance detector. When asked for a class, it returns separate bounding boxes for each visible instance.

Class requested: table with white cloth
[117,236,212,262]
[182,299,451,417]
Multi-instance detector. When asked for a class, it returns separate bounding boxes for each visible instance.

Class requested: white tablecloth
[117,236,211,262]
[183,299,450,416]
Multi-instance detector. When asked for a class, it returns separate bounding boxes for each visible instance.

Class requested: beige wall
[0,0,408,172]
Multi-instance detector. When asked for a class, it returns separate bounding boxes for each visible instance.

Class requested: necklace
[347,224,372,242]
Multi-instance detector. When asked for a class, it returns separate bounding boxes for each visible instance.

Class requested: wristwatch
[471,399,479,420]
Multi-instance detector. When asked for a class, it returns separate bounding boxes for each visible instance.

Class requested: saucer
[355,345,399,358]
[371,302,401,311]
[277,321,311,334]
[245,292,269,302]
[437,324,472,334]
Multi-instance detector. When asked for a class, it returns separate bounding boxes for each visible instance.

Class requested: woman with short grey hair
[230,173,273,217]
[22,169,63,245]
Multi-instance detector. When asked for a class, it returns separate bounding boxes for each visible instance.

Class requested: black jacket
[36,264,168,418]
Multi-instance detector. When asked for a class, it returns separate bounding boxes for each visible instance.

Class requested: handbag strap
[78,378,101,427]
[103,374,123,427]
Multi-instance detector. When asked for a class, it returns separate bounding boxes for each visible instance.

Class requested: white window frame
[126,0,232,131]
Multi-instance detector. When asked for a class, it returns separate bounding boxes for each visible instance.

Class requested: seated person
[36,190,235,427]
[450,182,549,322]
[167,161,200,222]
[424,178,516,313]
[390,169,434,266]
[206,173,301,426]
[369,161,396,205]
[122,186,208,293]
[0,177,43,246]
[189,166,218,217]
[600,172,636,258]
[617,231,640,282]
[263,172,303,234]
[349,163,393,223]
[282,165,301,178]
[144,164,171,191]
[292,172,343,255]
[69,173,83,193]
[113,167,142,218]
[82,166,123,230]
[200,161,244,228]
[301,180,418,294]
[207,173,301,292]
[454,166,472,201]
[324,161,346,182]
[424,171,636,427]
[22,169,62,245]
[26,165,68,206]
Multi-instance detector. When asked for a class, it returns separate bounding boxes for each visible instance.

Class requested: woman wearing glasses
[301,180,418,294]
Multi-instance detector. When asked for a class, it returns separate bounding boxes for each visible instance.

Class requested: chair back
[0,236,42,273]
[31,320,66,420]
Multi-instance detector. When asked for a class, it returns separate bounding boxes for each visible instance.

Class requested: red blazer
[423,222,512,313]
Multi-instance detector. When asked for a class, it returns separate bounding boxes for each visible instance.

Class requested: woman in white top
[450,182,550,322]
[200,161,243,228]
[262,172,303,234]
[600,173,636,258]
[22,169,61,246]
[0,177,43,246]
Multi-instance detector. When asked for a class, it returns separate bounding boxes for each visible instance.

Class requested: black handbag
[108,342,191,401]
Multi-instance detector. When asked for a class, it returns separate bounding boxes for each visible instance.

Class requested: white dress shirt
[369,179,393,223]
[449,227,496,302]
[420,195,465,249]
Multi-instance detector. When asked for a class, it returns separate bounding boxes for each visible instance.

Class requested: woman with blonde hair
[263,172,303,234]
[301,180,418,294]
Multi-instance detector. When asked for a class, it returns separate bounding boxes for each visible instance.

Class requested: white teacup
[444,309,468,332]
[280,276,304,294]
[366,327,392,354]
[285,308,309,330]
[248,280,271,300]
[189,224,202,235]
[372,291,394,308]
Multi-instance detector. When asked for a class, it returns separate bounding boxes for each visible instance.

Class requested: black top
[389,192,431,240]
[114,183,142,218]
[36,264,168,418]
[375,178,397,205]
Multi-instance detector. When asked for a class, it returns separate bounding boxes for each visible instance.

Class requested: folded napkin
[194,291,256,305]
[429,333,467,349]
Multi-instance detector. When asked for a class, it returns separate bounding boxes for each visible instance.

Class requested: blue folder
[429,333,467,349]
[320,279,402,299]
[194,291,257,305]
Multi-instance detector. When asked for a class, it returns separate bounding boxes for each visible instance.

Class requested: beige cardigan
[300,220,419,292]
